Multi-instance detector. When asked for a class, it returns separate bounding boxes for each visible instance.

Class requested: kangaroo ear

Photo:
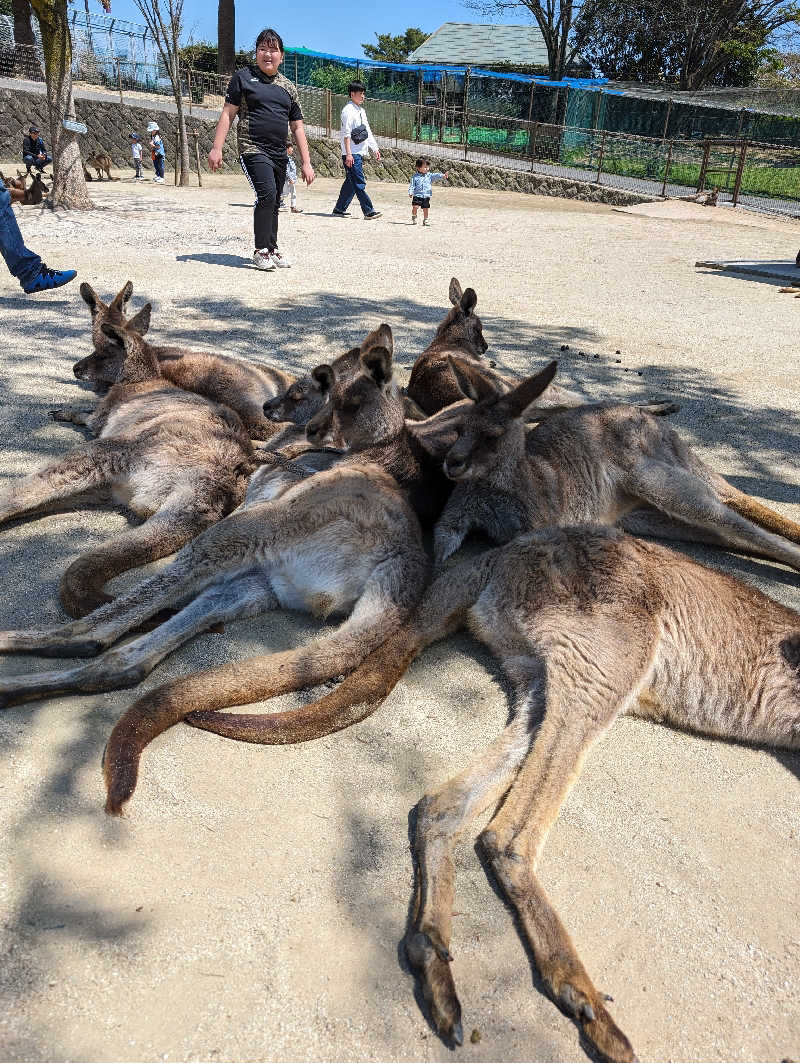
[460,287,477,316]
[448,277,463,305]
[360,323,393,358]
[497,361,559,420]
[100,321,126,347]
[110,280,133,311]
[449,356,502,404]
[407,408,461,456]
[361,346,393,387]
[312,364,335,394]
[79,282,101,312]
[127,302,152,335]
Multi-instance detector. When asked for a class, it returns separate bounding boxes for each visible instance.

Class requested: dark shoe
[331,209,351,217]
[364,211,382,219]
[23,265,77,294]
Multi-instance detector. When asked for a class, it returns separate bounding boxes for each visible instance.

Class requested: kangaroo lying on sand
[406,278,589,416]
[117,524,800,1063]
[305,327,453,526]
[407,357,800,571]
[0,326,428,716]
[0,318,257,617]
[74,282,294,438]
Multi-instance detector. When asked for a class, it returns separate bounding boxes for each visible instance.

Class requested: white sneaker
[253,248,276,271]
[270,248,291,268]
[154,176,165,183]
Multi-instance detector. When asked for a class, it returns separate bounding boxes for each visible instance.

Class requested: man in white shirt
[332,81,382,219]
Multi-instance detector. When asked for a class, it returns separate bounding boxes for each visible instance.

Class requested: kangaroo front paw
[406,931,463,1045]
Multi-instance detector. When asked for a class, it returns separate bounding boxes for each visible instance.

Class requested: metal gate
[697,139,750,205]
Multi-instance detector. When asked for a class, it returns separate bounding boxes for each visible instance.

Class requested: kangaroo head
[99,319,160,386]
[264,346,361,425]
[424,357,558,482]
[306,324,404,448]
[433,277,489,359]
[75,282,151,388]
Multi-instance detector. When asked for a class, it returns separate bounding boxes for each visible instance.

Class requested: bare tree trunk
[217,0,235,75]
[29,0,92,210]
[173,78,191,186]
[11,0,41,77]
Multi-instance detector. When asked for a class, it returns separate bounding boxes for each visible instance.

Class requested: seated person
[22,124,51,173]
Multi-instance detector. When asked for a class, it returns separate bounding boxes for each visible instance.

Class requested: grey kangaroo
[73,282,294,439]
[408,356,800,572]
[0,318,257,617]
[132,524,800,1063]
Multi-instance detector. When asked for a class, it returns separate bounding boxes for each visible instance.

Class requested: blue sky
[103,0,512,59]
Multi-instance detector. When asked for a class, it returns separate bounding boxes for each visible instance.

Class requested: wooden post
[394,100,399,148]
[190,129,202,186]
[529,121,539,171]
[416,72,422,141]
[661,139,673,197]
[187,68,192,116]
[731,140,749,206]
[115,56,122,104]
[697,139,711,192]
[462,66,470,157]
[326,89,332,139]
[595,129,607,183]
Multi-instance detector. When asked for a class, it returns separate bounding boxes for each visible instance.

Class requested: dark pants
[23,153,51,173]
[240,151,288,252]
[153,154,165,179]
[333,154,375,216]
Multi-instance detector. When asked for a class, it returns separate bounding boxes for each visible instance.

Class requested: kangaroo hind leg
[0,440,121,525]
[407,702,535,1045]
[630,459,800,574]
[479,631,656,1063]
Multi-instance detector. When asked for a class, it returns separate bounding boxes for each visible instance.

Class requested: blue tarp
[285,46,610,89]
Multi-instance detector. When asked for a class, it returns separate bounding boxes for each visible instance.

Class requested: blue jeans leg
[0,182,41,289]
[154,155,165,179]
[333,154,374,215]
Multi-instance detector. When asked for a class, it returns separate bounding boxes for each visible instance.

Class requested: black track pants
[240,151,288,252]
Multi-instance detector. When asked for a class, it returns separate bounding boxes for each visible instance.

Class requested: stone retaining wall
[0,82,652,207]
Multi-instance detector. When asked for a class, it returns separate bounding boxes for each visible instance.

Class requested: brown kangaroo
[0,318,257,617]
[406,357,800,572]
[73,282,295,439]
[0,327,429,718]
[150,524,800,1063]
[84,151,117,180]
[406,277,588,417]
[304,326,452,526]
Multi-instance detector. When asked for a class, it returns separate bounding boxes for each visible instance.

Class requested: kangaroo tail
[103,558,428,815]
[721,488,800,546]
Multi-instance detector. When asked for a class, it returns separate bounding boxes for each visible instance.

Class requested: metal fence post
[326,89,331,139]
[187,67,192,115]
[115,56,122,103]
[661,139,673,198]
[462,66,470,157]
[416,73,422,141]
[595,129,606,183]
[732,140,749,206]
[394,101,398,148]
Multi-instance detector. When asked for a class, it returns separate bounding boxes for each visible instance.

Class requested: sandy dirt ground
[0,169,798,1063]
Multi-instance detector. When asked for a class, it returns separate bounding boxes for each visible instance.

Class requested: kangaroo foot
[406,931,463,1046]
[552,967,637,1063]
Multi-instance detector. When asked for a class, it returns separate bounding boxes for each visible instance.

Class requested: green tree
[576,0,800,89]
[361,27,429,62]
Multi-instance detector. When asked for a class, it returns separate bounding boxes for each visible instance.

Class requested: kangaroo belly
[269,539,380,618]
